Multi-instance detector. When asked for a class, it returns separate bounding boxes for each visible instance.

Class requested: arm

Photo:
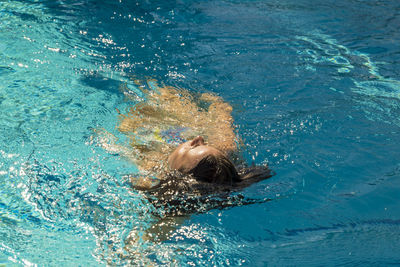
[204,97,237,153]
[129,174,160,190]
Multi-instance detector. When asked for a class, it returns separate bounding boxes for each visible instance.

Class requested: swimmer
[115,79,272,193]
[98,79,272,244]
[117,80,238,175]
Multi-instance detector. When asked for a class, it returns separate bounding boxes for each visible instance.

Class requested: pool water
[1,0,400,265]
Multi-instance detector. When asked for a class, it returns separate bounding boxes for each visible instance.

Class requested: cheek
[168,150,179,167]
[184,150,204,166]
[167,153,174,165]
[168,146,187,169]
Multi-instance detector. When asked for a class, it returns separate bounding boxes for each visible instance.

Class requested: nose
[190,136,205,147]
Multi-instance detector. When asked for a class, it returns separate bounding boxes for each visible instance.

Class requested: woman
[112,79,272,219]
[92,79,274,251]
[117,79,238,175]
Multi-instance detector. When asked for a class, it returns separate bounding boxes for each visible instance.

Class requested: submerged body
[118,81,237,172]
[105,79,272,196]
[98,79,272,244]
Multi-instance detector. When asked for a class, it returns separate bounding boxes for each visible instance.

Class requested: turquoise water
[1,0,400,265]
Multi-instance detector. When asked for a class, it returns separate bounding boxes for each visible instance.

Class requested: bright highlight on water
[1,0,400,266]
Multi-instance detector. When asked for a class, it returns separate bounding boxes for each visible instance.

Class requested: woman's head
[189,154,240,184]
[168,136,240,184]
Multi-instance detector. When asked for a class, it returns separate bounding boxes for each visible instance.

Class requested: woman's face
[168,136,222,173]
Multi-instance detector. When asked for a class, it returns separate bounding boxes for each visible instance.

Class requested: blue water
[1,0,400,265]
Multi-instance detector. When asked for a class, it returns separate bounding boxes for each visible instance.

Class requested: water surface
[1,0,400,265]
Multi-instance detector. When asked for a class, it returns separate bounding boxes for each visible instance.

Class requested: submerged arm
[204,96,237,153]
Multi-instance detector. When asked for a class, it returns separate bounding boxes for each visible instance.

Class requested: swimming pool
[1,0,400,265]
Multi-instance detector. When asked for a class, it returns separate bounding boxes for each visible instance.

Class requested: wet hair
[188,154,241,184]
[188,154,273,188]
[143,162,273,217]
[135,154,273,217]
